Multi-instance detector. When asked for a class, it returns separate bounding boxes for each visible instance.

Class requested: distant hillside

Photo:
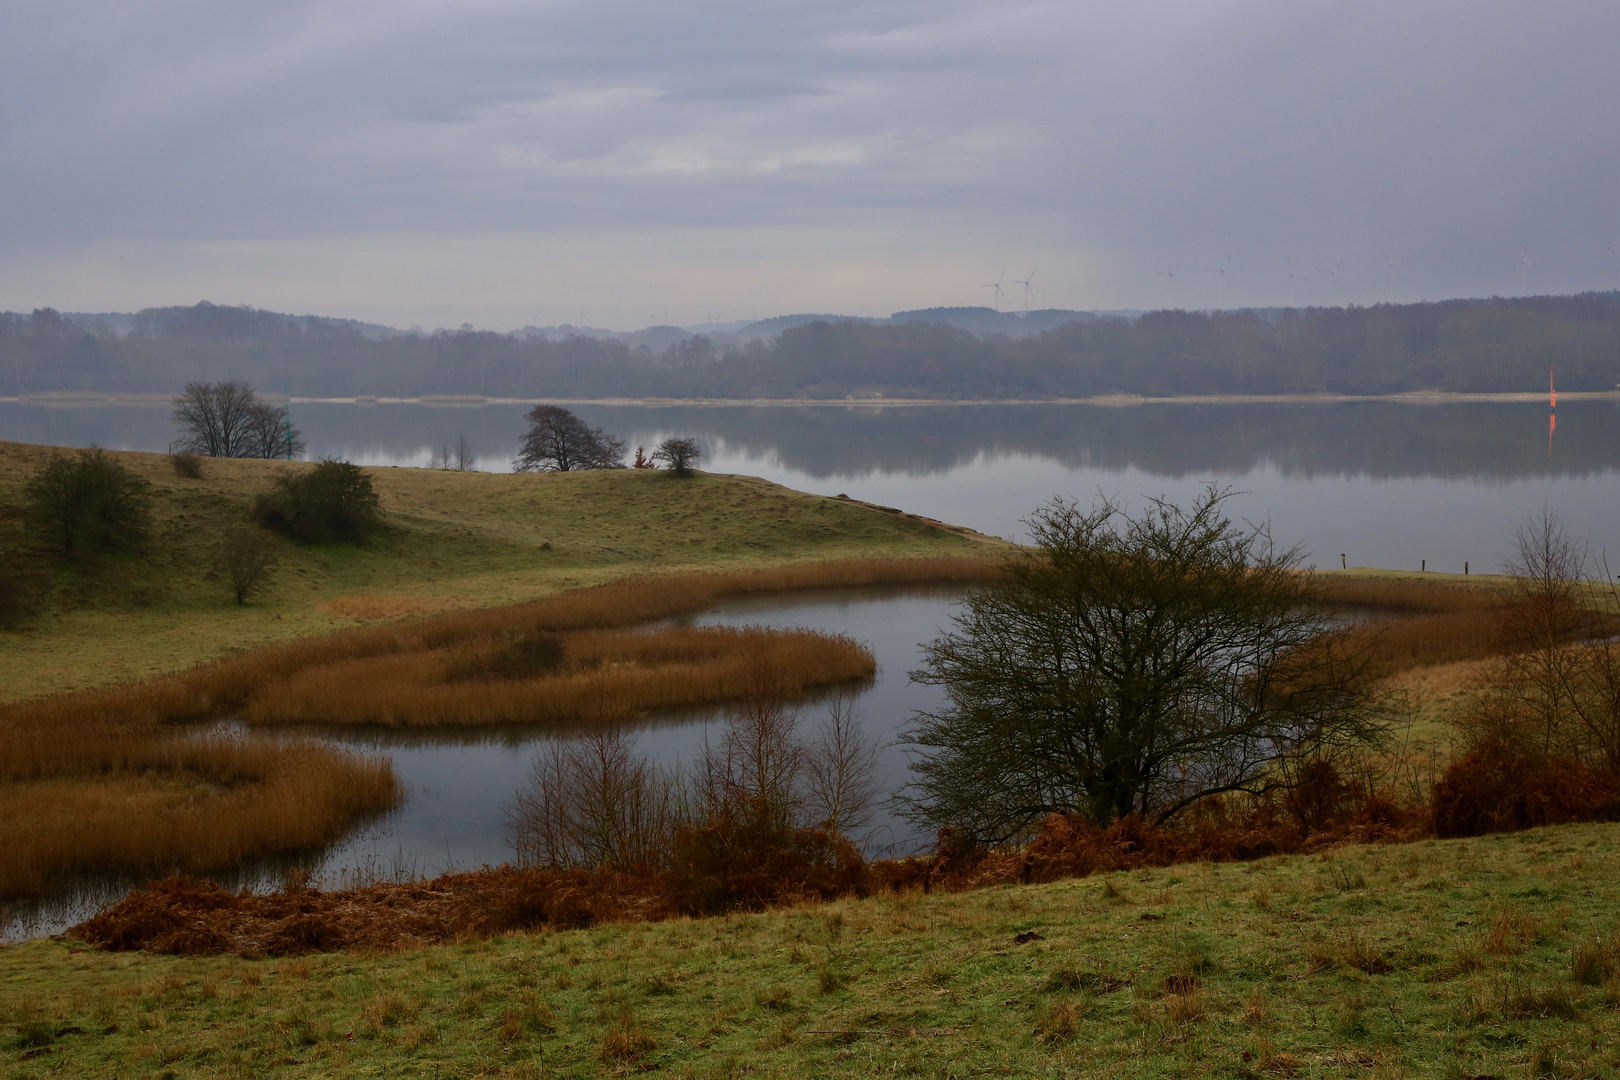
[3,294,1618,398]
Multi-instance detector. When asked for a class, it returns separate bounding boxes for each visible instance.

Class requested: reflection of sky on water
[4,399,1617,571]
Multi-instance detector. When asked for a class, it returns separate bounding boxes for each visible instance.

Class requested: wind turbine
[983,271,1005,310]
[1378,250,1407,304]
[1609,246,1620,292]
[1284,258,1297,309]
[1319,258,1344,301]
[1010,269,1036,312]
[1516,245,1534,296]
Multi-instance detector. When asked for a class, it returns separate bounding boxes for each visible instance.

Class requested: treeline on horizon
[4,293,1619,398]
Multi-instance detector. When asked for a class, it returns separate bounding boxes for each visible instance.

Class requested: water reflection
[5,399,1618,570]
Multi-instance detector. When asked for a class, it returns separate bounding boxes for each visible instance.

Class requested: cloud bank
[2,0,1616,328]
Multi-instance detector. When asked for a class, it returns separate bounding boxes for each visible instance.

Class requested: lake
[3,398,1618,937]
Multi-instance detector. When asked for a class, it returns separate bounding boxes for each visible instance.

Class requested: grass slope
[0,442,997,702]
[4,824,1619,1078]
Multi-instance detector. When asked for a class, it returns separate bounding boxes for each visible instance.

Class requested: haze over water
[6,398,1618,572]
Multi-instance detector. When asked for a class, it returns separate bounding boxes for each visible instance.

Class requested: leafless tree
[652,437,702,477]
[510,727,685,873]
[247,401,305,459]
[217,526,277,604]
[803,693,881,838]
[512,406,625,472]
[430,434,477,471]
[172,382,303,458]
[1489,507,1594,756]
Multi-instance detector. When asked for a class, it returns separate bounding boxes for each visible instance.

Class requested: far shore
[0,389,1609,408]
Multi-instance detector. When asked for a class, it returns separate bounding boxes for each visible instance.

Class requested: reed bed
[0,555,992,901]
[1344,610,1508,679]
[0,735,394,901]
[1313,575,1505,613]
[243,626,875,728]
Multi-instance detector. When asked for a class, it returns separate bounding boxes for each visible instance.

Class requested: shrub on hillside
[251,459,380,543]
[1431,737,1620,838]
[23,447,152,556]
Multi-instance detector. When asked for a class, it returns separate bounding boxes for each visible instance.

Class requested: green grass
[0,442,999,702]
[5,824,1620,1078]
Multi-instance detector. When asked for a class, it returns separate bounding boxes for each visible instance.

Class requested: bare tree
[1490,507,1594,757]
[430,434,477,471]
[247,400,305,460]
[803,693,881,838]
[510,727,684,873]
[172,382,303,458]
[652,437,702,477]
[217,526,276,604]
[512,406,625,472]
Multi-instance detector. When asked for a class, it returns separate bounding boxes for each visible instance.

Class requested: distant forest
[4,294,1618,399]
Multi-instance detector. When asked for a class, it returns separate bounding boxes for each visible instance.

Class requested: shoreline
[0,390,1605,408]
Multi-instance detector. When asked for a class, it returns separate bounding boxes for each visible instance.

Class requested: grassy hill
[4,823,1618,1077]
[0,442,1000,702]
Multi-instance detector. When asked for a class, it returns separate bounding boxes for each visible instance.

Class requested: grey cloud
[1,0,1616,322]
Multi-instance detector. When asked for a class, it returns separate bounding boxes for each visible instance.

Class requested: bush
[1431,736,1620,837]
[168,450,204,478]
[652,436,702,477]
[24,447,152,556]
[251,459,380,544]
[216,527,276,604]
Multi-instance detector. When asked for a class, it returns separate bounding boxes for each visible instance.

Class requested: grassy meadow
[5,823,1620,1078]
[0,440,999,703]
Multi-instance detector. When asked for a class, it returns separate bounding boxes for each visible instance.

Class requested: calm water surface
[5,400,1619,937]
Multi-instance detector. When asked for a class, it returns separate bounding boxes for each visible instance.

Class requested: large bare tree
[172,381,304,459]
[511,405,625,472]
[901,486,1388,842]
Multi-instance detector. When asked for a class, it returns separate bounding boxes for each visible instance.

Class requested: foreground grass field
[0,441,996,702]
[4,823,1618,1079]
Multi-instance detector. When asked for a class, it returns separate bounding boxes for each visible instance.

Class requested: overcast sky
[3,0,1617,330]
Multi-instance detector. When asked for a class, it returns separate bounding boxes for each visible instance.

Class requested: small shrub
[599,1005,656,1063]
[1035,998,1082,1045]
[1483,910,1541,956]
[447,630,566,681]
[652,437,702,477]
[217,527,276,605]
[1571,934,1618,985]
[24,447,152,555]
[168,451,204,479]
[1165,987,1206,1026]
[252,459,380,544]
[817,966,847,995]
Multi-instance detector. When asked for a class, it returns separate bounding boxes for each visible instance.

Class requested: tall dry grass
[244,626,875,727]
[0,735,394,900]
[0,555,993,901]
[1313,576,1505,614]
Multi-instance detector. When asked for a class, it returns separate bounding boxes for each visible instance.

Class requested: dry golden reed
[0,735,394,900]
[0,556,995,899]
[245,625,873,727]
